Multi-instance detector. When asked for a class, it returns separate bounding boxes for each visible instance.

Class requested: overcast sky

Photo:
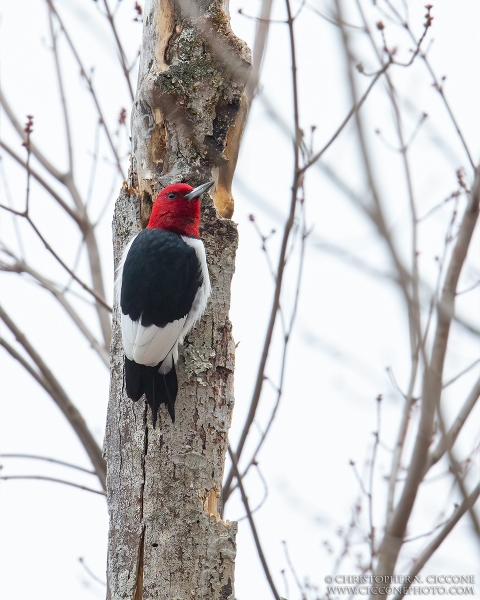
[0,1,479,599]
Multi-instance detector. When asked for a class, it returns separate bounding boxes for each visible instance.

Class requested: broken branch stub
[132,0,251,222]
[105,1,251,599]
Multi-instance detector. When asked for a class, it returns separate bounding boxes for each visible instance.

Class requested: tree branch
[0,305,106,489]
[45,0,126,179]
[223,0,303,503]
[245,0,274,103]
[0,89,64,181]
[0,475,106,496]
[392,483,480,600]
[299,62,389,175]
[0,251,109,366]
[228,446,281,600]
[0,140,79,223]
[375,167,480,580]
[427,376,480,471]
[0,207,111,313]
[224,203,307,502]
[101,0,134,100]
[0,453,96,475]
[48,5,74,173]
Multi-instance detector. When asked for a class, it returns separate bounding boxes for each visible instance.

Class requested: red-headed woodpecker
[116,181,214,426]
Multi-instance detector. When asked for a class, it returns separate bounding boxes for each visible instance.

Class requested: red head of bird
[147,181,214,238]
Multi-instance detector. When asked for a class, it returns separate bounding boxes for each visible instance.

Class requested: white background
[0,1,479,598]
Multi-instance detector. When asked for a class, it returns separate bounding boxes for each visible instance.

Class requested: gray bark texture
[104,1,251,599]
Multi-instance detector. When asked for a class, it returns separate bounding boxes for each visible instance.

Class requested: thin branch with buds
[223,0,304,504]
[353,0,425,531]
[0,94,113,345]
[385,2,475,171]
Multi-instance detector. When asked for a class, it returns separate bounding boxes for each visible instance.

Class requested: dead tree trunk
[104,1,250,598]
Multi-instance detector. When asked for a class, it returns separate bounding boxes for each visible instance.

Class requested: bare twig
[403,518,452,544]
[283,540,307,600]
[1,248,108,356]
[0,335,56,393]
[0,475,106,496]
[382,2,474,171]
[228,446,281,600]
[223,0,304,503]
[227,204,308,498]
[434,397,480,536]
[336,1,416,321]
[443,359,480,389]
[299,63,390,175]
[0,453,96,475]
[446,449,480,537]
[417,189,461,223]
[48,5,73,172]
[245,0,274,103]
[427,376,480,471]
[0,140,80,223]
[0,305,106,489]
[367,397,382,567]
[0,89,64,180]
[333,4,480,588]
[391,483,480,600]
[330,500,362,577]
[415,53,474,171]
[354,1,424,530]
[304,2,364,30]
[0,157,25,258]
[23,115,33,214]
[236,175,393,282]
[258,83,480,347]
[101,0,134,100]
[236,463,269,522]
[0,209,112,312]
[0,250,109,365]
[0,90,113,346]
[45,0,126,178]
[375,167,480,581]
[79,557,107,586]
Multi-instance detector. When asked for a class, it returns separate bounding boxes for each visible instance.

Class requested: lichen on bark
[105,1,250,598]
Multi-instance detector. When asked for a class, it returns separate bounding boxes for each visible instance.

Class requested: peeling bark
[105,1,250,598]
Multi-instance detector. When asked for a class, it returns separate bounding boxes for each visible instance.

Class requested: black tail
[124,358,178,426]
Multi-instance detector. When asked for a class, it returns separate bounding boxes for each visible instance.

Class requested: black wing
[120,229,202,327]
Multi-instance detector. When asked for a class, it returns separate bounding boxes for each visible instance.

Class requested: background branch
[0,475,106,496]
[0,305,106,489]
[392,483,480,600]
[228,446,281,600]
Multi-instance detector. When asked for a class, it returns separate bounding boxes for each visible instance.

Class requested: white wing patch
[121,313,187,367]
[115,236,136,309]
[179,236,211,342]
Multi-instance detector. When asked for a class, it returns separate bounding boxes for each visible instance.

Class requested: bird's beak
[184,181,215,200]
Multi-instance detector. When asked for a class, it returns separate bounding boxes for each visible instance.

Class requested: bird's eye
[167,192,176,199]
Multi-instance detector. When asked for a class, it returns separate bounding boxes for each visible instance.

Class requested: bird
[116,181,213,426]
